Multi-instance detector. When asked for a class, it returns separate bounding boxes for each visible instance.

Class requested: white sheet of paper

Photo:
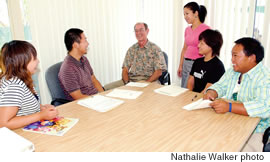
[0,127,35,152]
[183,98,212,110]
[106,89,143,99]
[77,95,124,112]
[154,85,188,97]
[126,82,149,87]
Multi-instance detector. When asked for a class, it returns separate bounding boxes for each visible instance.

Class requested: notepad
[0,127,35,152]
[125,82,149,87]
[154,85,188,96]
[77,95,124,112]
[106,89,143,99]
[183,98,212,110]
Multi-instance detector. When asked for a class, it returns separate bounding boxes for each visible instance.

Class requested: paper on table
[126,82,149,87]
[154,85,188,97]
[106,89,143,99]
[183,98,212,110]
[0,127,34,152]
[77,95,124,112]
[22,117,79,136]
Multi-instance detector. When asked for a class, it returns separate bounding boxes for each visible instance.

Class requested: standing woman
[177,2,210,88]
[0,40,58,129]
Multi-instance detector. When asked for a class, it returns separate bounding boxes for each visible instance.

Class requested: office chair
[159,52,171,85]
[263,126,270,152]
[45,62,71,106]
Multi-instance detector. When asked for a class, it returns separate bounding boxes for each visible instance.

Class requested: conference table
[14,82,260,152]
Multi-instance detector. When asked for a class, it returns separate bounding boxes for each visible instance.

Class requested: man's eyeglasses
[134,28,145,33]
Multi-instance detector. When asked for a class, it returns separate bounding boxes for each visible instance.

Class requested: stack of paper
[183,99,212,110]
[154,85,188,96]
[78,95,124,112]
[0,127,34,152]
[106,89,143,99]
[125,82,149,87]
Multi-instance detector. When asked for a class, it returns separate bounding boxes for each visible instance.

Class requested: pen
[192,94,198,101]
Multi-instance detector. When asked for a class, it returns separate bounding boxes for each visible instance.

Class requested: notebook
[154,85,188,97]
[77,95,124,112]
[183,98,212,110]
[106,89,143,99]
[125,82,149,87]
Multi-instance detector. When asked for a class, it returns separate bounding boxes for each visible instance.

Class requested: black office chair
[45,62,71,106]
[263,127,270,152]
[159,52,171,85]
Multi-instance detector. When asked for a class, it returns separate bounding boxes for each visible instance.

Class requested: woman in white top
[0,40,58,129]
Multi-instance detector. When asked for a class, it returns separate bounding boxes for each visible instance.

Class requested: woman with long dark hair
[177,2,210,88]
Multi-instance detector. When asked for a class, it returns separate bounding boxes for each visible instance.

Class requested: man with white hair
[104,22,167,90]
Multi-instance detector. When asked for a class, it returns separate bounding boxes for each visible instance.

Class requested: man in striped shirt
[203,37,270,152]
[58,28,104,101]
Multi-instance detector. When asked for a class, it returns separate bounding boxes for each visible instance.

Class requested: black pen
[192,94,198,101]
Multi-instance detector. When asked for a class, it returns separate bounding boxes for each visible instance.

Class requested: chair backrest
[159,52,171,85]
[45,62,69,106]
[163,51,168,69]
[263,127,270,152]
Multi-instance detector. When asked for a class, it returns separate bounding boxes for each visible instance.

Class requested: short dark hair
[199,29,223,56]
[64,28,84,52]
[134,22,148,30]
[234,37,264,63]
[184,2,207,23]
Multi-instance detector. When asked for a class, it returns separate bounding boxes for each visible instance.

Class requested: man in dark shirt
[58,28,104,101]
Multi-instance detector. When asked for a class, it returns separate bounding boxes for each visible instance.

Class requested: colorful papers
[77,95,124,112]
[22,117,78,136]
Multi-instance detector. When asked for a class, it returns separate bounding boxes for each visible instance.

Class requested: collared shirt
[58,55,98,101]
[209,62,270,133]
[122,40,167,82]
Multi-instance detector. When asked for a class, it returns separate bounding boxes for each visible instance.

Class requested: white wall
[22,0,270,104]
[27,0,182,104]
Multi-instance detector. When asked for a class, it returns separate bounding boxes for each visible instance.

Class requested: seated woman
[187,29,225,93]
[0,40,58,129]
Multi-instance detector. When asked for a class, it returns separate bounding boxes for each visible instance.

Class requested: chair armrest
[51,98,71,106]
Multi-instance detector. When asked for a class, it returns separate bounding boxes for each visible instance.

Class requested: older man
[104,22,167,90]
[204,37,270,152]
